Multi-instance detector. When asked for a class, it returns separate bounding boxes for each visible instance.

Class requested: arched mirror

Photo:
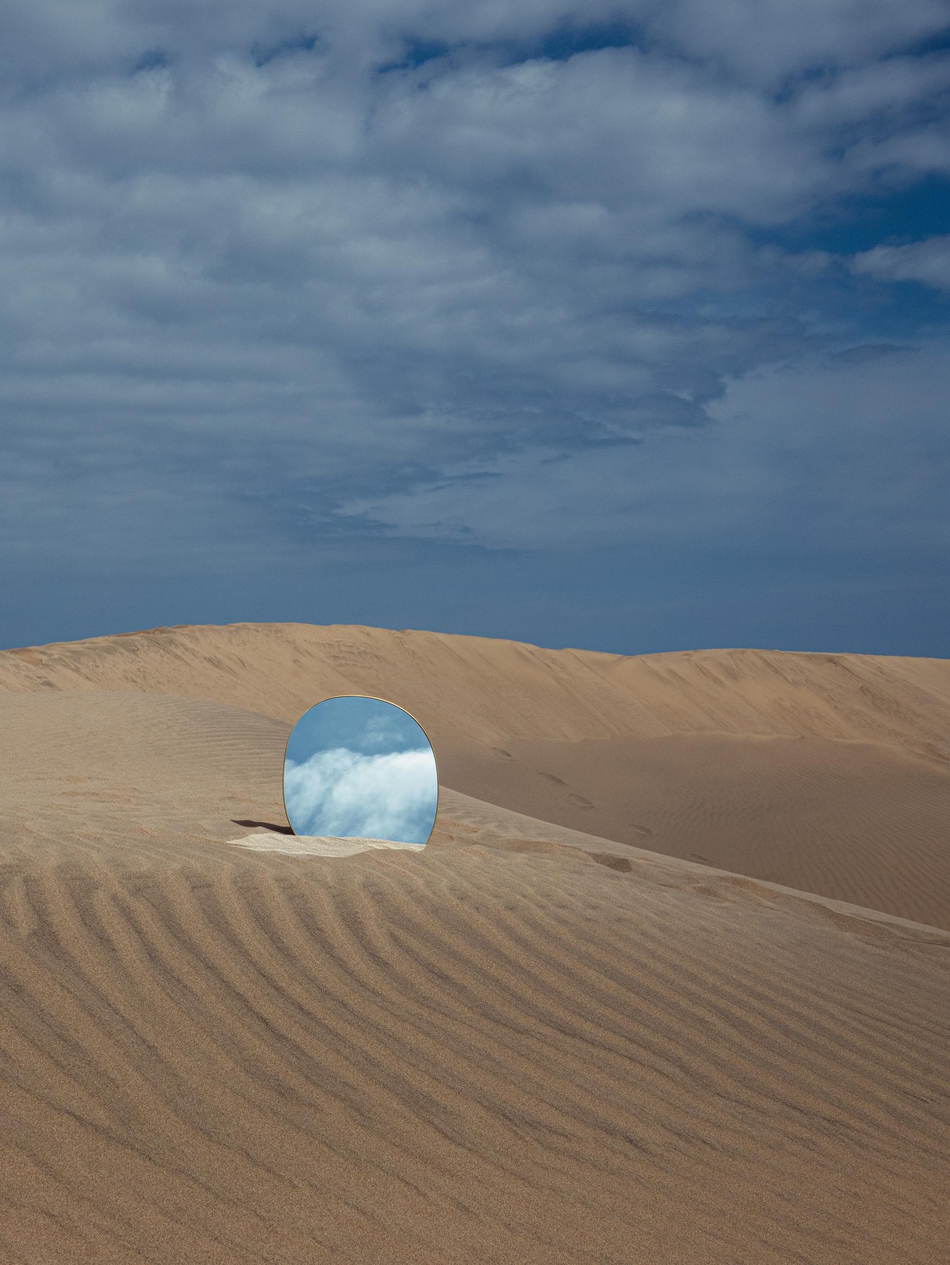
[283,696,439,848]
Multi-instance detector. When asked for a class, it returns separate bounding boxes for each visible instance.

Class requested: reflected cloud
[284,745,438,844]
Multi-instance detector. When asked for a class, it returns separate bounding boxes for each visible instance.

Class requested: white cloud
[852,235,950,289]
[284,746,439,843]
[653,0,950,84]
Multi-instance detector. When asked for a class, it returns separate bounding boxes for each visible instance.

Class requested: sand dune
[0,632,948,1262]
[0,632,946,1265]
[2,622,949,925]
[2,621,950,752]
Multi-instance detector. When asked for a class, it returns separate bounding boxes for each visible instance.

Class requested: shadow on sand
[232,819,294,835]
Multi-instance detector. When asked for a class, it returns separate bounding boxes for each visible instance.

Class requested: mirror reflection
[283,696,438,847]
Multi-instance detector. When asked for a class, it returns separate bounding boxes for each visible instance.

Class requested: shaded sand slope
[0,692,948,1264]
[436,732,950,929]
[1,623,949,926]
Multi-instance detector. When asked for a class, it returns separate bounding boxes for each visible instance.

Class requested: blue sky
[2,0,949,656]
[286,696,430,761]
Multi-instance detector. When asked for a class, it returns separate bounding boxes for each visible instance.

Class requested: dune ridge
[2,621,949,752]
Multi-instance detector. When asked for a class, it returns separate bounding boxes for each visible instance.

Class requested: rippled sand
[0,627,947,1263]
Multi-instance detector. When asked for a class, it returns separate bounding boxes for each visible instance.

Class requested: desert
[6,0,950,1259]
[0,622,947,1263]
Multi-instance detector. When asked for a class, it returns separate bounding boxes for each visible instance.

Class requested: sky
[286,695,432,762]
[2,0,949,657]
[284,747,438,842]
[284,697,438,841]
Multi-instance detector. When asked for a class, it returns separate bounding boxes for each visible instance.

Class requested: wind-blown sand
[0,627,947,1263]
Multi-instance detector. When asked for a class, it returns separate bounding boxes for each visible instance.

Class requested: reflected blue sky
[286,696,429,762]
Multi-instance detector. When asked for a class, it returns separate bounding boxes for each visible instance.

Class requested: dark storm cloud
[0,0,948,651]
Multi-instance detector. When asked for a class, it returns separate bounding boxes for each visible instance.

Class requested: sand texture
[0,628,948,1262]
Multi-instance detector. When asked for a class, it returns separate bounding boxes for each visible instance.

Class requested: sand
[0,627,948,1262]
[436,731,950,928]
[234,834,426,856]
[2,621,948,925]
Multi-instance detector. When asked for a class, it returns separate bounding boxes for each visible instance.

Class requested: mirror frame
[281,694,440,845]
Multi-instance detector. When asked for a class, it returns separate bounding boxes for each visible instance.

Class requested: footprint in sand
[538,772,567,785]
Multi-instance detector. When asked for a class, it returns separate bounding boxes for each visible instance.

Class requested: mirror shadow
[283,696,439,848]
[232,819,294,835]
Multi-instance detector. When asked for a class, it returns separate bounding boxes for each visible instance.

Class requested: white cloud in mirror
[284,746,438,844]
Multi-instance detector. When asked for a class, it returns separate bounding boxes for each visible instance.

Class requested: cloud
[852,235,950,289]
[339,341,950,556]
[284,746,439,843]
[652,0,949,85]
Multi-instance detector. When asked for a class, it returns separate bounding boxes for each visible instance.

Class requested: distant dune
[3,622,950,749]
[0,627,947,1263]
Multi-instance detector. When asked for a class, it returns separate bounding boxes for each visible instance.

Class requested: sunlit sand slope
[1,623,948,925]
[0,692,947,1264]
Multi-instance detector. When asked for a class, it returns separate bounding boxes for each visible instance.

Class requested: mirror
[283,695,439,848]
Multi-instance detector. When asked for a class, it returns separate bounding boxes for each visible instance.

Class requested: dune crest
[2,621,949,750]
